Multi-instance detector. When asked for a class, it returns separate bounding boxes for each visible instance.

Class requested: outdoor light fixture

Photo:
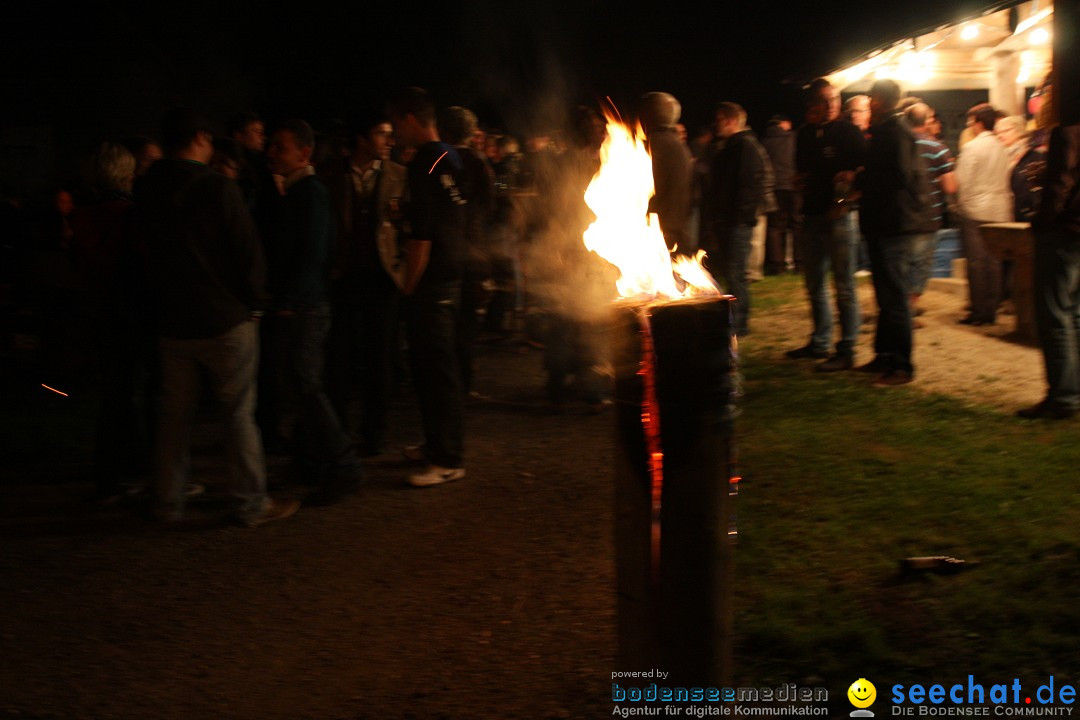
[896,50,933,85]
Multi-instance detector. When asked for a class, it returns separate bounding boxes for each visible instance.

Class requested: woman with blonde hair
[995,115,1029,164]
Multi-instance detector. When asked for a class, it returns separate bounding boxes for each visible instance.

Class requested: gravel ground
[0,340,615,720]
[0,281,1047,720]
[752,278,1046,413]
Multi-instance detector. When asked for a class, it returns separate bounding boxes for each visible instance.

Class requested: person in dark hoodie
[136,108,298,526]
[640,91,692,252]
[703,101,775,336]
[854,79,931,387]
[265,119,364,505]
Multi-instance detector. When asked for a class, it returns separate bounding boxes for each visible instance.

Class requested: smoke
[515,145,621,325]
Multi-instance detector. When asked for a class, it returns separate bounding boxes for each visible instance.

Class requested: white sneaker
[402,445,426,462]
[408,465,466,487]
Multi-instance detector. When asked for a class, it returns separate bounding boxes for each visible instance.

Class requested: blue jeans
[908,232,938,296]
[802,213,861,356]
[1035,226,1080,409]
[719,224,754,335]
[155,320,267,521]
[867,234,914,374]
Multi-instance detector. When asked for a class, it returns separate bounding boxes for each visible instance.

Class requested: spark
[604,96,623,124]
[428,151,448,175]
[41,384,69,397]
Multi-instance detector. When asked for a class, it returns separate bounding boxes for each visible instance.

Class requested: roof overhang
[826,0,1052,94]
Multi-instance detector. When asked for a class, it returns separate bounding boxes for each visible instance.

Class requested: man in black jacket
[266,119,363,504]
[1020,123,1080,419]
[138,109,298,526]
[703,101,774,336]
[855,80,931,387]
[389,87,468,487]
[439,105,495,397]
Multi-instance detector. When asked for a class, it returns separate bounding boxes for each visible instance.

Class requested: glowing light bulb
[1030,28,1049,45]
[961,24,979,41]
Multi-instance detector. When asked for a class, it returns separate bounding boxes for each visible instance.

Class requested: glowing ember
[583,111,720,300]
[41,384,69,397]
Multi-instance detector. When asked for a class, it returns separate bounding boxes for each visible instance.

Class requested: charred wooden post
[612,295,739,687]
[1055,0,1080,125]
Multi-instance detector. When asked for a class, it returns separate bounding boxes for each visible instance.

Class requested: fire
[582,111,720,300]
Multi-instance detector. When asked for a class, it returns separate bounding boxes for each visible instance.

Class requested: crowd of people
[2,75,1079,527]
[693,77,1058,390]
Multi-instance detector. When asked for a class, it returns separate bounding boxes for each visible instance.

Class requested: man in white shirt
[955,104,1012,325]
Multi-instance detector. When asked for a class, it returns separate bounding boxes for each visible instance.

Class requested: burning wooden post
[578,107,739,686]
[612,295,739,687]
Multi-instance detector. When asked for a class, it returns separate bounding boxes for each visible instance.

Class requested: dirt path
[749,279,1047,413]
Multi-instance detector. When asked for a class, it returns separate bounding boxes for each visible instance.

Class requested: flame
[582,111,720,300]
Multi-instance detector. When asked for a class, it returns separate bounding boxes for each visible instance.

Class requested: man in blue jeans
[138,109,299,526]
[703,102,774,336]
[787,78,866,371]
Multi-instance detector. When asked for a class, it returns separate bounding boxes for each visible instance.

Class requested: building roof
[827,0,1052,92]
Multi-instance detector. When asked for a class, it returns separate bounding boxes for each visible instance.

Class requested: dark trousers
[867,234,915,374]
[457,259,489,393]
[961,217,1002,322]
[716,224,754,336]
[765,189,802,272]
[95,322,158,492]
[544,314,603,404]
[407,284,465,469]
[1035,226,1080,409]
[325,270,400,450]
[485,254,517,333]
[275,306,357,476]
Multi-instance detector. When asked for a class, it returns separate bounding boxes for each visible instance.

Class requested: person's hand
[833,170,856,185]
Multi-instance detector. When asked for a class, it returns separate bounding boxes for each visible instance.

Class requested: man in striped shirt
[904,103,957,318]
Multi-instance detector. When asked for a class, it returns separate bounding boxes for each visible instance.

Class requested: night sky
[3,0,995,145]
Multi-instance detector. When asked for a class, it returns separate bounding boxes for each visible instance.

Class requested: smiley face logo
[848,678,877,709]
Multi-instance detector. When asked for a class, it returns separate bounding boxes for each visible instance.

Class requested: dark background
[1,0,996,193]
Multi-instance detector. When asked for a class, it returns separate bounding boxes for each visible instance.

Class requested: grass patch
[747,273,806,313]
[731,346,1080,687]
